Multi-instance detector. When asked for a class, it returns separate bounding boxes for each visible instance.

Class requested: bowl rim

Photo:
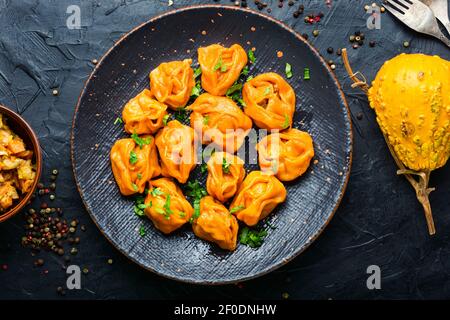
[0,105,42,223]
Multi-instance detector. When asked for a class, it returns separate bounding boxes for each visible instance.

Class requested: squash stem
[341,50,436,235]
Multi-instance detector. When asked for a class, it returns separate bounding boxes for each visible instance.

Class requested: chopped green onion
[248,50,256,64]
[163,114,170,126]
[230,205,245,214]
[193,67,202,78]
[131,132,151,149]
[129,151,138,164]
[304,67,310,80]
[285,63,293,79]
[114,117,123,125]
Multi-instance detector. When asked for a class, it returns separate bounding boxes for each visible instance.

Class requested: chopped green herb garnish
[263,87,271,95]
[132,183,138,191]
[282,114,290,129]
[163,114,170,126]
[248,50,256,64]
[222,157,231,174]
[304,67,310,80]
[194,67,202,78]
[150,187,164,197]
[239,226,267,248]
[155,207,165,215]
[237,98,246,107]
[137,173,142,180]
[175,108,189,122]
[179,212,186,218]
[186,180,207,220]
[230,205,245,214]
[226,82,243,97]
[133,196,149,217]
[285,63,293,79]
[246,75,254,82]
[191,82,202,98]
[202,115,209,125]
[241,65,249,76]
[131,132,151,149]
[114,117,123,125]
[213,55,227,72]
[163,194,174,216]
[200,163,208,174]
[129,151,138,164]
[139,225,146,237]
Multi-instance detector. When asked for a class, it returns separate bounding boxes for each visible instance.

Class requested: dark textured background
[0,0,449,299]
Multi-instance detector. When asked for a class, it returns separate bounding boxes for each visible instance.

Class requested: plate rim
[70,4,353,285]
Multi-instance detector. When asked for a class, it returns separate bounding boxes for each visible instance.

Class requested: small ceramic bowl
[0,105,42,223]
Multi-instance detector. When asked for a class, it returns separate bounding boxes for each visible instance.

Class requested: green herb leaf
[241,65,249,76]
[131,132,151,149]
[129,151,138,164]
[139,225,146,237]
[237,98,246,107]
[186,180,207,220]
[191,82,202,98]
[202,115,209,125]
[132,183,138,191]
[222,157,231,174]
[150,187,164,197]
[163,114,170,126]
[239,226,267,248]
[226,82,243,97]
[214,55,227,72]
[303,67,310,80]
[179,212,186,218]
[285,63,293,79]
[114,117,123,125]
[194,67,202,78]
[133,196,149,217]
[248,50,256,64]
[200,163,208,174]
[163,194,174,217]
[174,108,189,122]
[282,114,290,129]
[230,205,245,214]
[246,75,254,82]
[263,87,271,95]
[137,173,142,180]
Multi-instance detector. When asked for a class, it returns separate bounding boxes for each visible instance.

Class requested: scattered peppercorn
[107,259,113,265]
[70,247,78,255]
[312,29,319,37]
[52,89,59,96]
[327,47,334,54]
[369,41,376,47]
[336,48,342,56]
[357,112,364,120]
[403,41,410,48]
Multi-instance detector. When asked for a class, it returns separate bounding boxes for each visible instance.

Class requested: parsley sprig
[186,180,207,221]
[239,226,267,248]
[129,150,138,164]
[131,132,151,149]
[222,157,231,174]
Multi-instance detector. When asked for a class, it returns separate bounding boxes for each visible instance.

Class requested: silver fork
[384,0,450,47]
[421,0,450,35]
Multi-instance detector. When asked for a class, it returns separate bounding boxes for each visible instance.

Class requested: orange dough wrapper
[198,44,248,96]
[187,93,252,153]
[206,151,246,203]
[192,196,239,251]
[230,171,286,226]
[122,89,168,135]
[257,129,314,181]
[155,120,197,184]
[243,72,295,130]
[110,136,161,196]
[144,178,193,234]
[150,59,195,110]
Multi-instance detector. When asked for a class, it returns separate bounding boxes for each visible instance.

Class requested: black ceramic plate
[71,5,352,284]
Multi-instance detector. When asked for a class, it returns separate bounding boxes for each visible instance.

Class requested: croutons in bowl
[0,105,41,222]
